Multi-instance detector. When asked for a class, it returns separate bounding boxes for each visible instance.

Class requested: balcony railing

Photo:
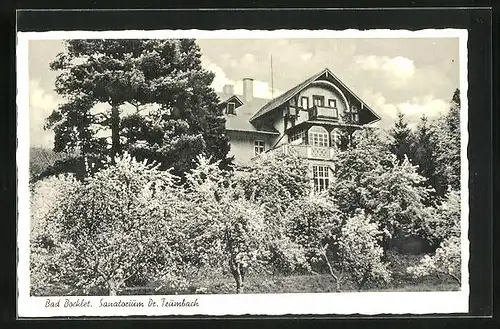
[279,144,336,160]
[308,105,339,121]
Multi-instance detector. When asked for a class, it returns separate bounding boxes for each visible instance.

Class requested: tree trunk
[229,258,243,294]
[321,244,342,292]
[110,105,121,157]
[108,280,118,296]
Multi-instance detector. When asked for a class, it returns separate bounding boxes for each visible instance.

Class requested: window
[300,96,309,110]
[346,105,359,123]
[309,126,329,147]
[254,140,265,156]
[328,99,337,108]
[226,102,236,115]
[312,95,325,107]
[290,130,306,143]
[313,165,330,192]
[331,128,342,147]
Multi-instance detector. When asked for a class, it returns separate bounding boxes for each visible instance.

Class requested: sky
[28,37,460,148]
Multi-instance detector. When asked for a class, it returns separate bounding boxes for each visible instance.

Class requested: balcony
[308,105,339,121]
[279,144,336,160]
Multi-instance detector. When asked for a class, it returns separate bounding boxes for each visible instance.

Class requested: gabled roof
[218,93,279,134]
[248,69,325,122]
[217,93,244,105]
[249,68,381,124]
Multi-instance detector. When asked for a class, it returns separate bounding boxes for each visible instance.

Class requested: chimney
[243,78,254,102]
[222,84,234,95]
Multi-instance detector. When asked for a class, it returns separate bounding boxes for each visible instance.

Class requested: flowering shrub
[267,238,311,276]
[237,152,310,214]
[29,149,460,295]
[283,196,391,290]
[284,195,342,269]
[32,153,194,295]
[423,189,461,247]
[336,211,391,289]
[30,174,82,294]
[331,142,434,246]
[407,190,461,284]
[183,155,271,293]
[407,235,461,284]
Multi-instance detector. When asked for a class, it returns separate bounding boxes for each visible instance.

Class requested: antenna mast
[270,54,274,98]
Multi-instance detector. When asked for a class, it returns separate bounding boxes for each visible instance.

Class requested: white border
[17,29,469,318]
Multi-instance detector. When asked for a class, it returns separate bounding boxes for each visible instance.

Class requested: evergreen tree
[389,111,415,163]
[434,88,461,193]
[412,114,439,198]
[45,39,231,178]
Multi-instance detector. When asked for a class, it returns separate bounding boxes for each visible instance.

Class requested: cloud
[29,79,59,148]
[353,55,416,87]
[361,89,449,129]
[300,52,313,61]
[203,58,283,99]
[398,95,449,121]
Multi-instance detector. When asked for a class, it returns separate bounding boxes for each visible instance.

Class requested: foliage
[389,111,416,163]
[29,147,69,181]
[45,39,230,179]
[30,174,82,294]
[423,189,461,248]
[31,153,193,295]
[335,211,391,289]
[283,195,390,290]
[266,238,311,276]
[433,89,461,194]
[237,152,310,215]
[407,236,461,284]
[411,115,440,199]
[182,155,271,293]
[283,195,342,270]
[330,134,433,246]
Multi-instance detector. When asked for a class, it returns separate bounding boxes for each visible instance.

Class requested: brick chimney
[243,78,254,102]
[222,84,234,95]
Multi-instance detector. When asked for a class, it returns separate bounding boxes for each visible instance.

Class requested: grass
[116,272,459,296]
[33,250,461,296]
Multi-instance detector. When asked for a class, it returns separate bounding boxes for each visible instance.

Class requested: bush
[31,153,195,295]
[283,195,342,271]
[407,235,461,284]
[330,138,434,247]
[423,189,461,248]
[334,211,391,289]
[30,174,82,294]
[237,152,310,214]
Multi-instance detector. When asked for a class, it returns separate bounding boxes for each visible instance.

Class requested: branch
[435,268,461,285]
[126,100,149,113]
[320,243,339,282]
[449,273,461,285]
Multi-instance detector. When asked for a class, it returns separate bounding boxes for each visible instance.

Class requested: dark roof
[248,70,325,122]
[216,93,244,105]
[217,92,279,135]
[249,68,381,124]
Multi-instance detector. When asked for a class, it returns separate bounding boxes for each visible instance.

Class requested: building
[217,68,381,192]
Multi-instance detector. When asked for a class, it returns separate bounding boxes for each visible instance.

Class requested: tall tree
[389,111,415,163]
[45,39,231,178]
[434,88,461,193]
[412,114,439,198]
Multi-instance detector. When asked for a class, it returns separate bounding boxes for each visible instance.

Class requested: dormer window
[328,99,337,109]
[226,102,236,115]
[313,95,325,107]
[300,96,309,110]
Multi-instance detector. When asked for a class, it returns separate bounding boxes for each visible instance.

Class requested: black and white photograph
[17,29,469,317]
